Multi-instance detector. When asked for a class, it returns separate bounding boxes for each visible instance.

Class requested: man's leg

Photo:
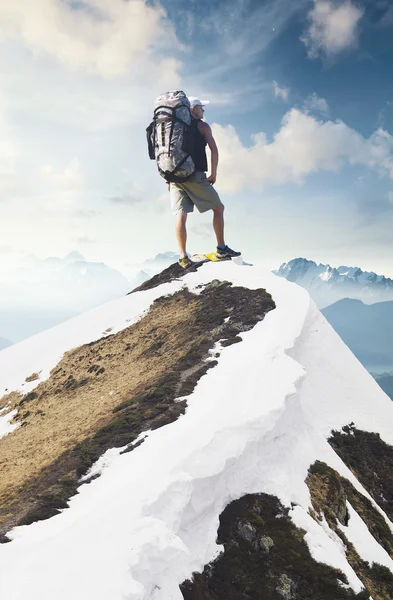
[212,204,225,247]
[175,212,188,255]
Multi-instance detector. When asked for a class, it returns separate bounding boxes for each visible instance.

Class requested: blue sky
[1,0,393,278]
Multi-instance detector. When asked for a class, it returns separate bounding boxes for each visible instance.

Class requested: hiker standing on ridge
[169,97,241,268]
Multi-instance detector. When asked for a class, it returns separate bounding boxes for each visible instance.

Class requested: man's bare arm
[198,121,219,184]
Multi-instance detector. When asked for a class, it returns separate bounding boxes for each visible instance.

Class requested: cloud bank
[213,108,393,192]
[40,158,84,191]
[0,0,181,79]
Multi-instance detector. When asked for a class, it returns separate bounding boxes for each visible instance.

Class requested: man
[169,96,241,268]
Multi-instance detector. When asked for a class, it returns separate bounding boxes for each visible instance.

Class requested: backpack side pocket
[146,121,155,159]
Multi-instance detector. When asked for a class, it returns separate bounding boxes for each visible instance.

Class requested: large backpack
[146,90,196,183]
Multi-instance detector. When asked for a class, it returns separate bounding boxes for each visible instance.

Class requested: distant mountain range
[0,251,130,313]
[0,251,131,344]
[128,252,179,290]
[275,258,393,308]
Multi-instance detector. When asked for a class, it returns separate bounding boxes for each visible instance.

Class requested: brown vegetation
[25,372,40,383]
[307,460,393,600]
[0,280,274,538]
[329,423,393,523]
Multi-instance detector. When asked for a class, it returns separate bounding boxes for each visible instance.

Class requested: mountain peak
[278,256,318,270]
[1,261,393,598]
[63,251,86,264]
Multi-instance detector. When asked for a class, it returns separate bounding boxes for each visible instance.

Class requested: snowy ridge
[1,263,393,598]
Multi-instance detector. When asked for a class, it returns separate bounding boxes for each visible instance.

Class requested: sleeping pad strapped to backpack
[146,90,196,183]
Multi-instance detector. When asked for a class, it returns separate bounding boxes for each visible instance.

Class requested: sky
[1,0,393,278]
[1,261,393,597]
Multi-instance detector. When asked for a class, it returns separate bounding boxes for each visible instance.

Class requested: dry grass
[0,293,198,529]
[0,282,275,535]
[25,372,40,383]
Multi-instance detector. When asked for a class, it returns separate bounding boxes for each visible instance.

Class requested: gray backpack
[146,90,196,183]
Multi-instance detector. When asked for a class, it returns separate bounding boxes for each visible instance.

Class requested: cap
[188,96,210,108]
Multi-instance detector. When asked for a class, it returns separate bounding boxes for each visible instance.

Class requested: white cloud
[303,92,330,116]
[301,0,364,58]
[212,109,393,193]
[0,140,16,176]
[0,95,22,200]
[39,158,84,191]
[273,81,290,102]
[0,0,182,79]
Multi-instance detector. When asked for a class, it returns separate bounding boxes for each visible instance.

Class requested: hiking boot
[178,256,194,269]
[216,245,241,258]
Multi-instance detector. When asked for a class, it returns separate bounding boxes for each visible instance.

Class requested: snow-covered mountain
[0,251,131,312]
[275,257,393,308]
[1,260,393,598]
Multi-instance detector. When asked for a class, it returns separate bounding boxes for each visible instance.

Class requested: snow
[0,408,18,440]
[319,270,333,281]
[1,262,393,598]
[290,508,363,592]
[289,299,393,447]
[338,502,393,571]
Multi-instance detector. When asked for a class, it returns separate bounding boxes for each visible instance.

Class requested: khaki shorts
[170,171,223,214]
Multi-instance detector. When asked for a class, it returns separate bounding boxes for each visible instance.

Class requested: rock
[260,535,274,553]
[276,573,296,599]
[252,502,262,515]
[236,521,257,545]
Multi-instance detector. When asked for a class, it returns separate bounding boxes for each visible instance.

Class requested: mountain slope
[321,298,393,373]
[0,261,393,599]
[275,258,393,307]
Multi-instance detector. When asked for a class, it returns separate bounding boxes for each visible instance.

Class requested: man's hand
[206,174,216,184]
[167,182,171,191]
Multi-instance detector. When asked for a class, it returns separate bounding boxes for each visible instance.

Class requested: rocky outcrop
[307,459,393,600]
[329,424,393,523]
[180,493,368,599]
